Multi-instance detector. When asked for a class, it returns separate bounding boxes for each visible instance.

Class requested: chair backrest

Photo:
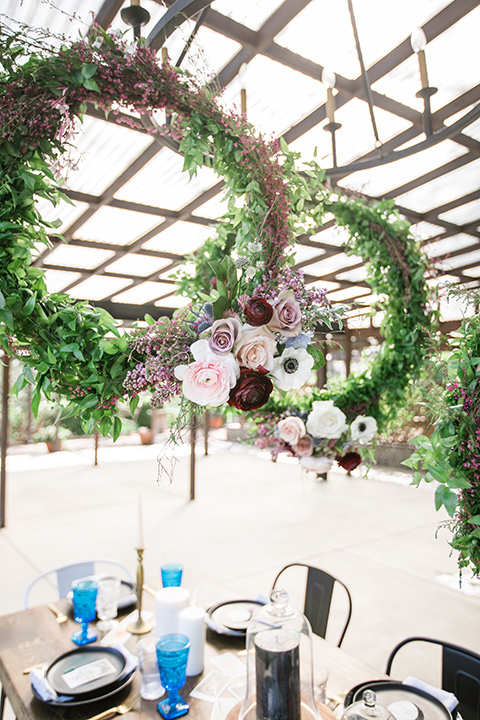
[24,558,133,609]
[272,563,352,647]
[386,636,480,720]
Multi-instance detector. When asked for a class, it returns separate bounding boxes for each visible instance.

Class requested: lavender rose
[208,318,242,355]
[277,416,306,446]
[292,435,314,457]
[268,290,302,337]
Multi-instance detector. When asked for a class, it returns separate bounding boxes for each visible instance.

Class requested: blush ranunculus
[234,326,277,371]
[175,339,239,406]
[208,317,242,355]
[244,298,274,326]
[292,435,314,457]
[228,369,273,411]
[268,290,302,337]
[277,416,306,446]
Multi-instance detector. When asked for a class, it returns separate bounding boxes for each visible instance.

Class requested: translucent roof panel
[1,0,104,44]
[290,100,411,167]
[65,116,152,196]
[274,1,358,79]
[156,25,241,83]
[276,0,452,80]
[44,246,115,270]
[441,249,480,271]
[338,140,467,197]
[73,207,164,246]
[336,266,369,283]
[35,198,89,234]
[303,252,360,276]
[372,7,480,113]
[293,245,326,264]
[105,254,171,277]
[438,198,480,225]
[142,221,216,255]
[395,159,480,214]
[68,276,132,301]
[155,293,191,309]
[221,56,322,137]
[311,225,350,247]
[212,0,284,31]
[462,266,480,279]
[306,279,341,292]
[327,286,371,302]
[191,191,228,220]
[410,221,446,240]
[115,148,219,212]
[44,269,83,293]
[112,281,175,305]
[423,233,477,257]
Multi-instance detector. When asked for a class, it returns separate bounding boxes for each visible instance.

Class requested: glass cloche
[342,690,396,720]
[239,588,320,720]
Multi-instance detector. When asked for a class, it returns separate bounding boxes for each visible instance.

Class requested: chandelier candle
[254,629,301,720]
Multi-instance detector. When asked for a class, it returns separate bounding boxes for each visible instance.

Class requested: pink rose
[292,435,314,457]
[234,326,277,371]
[209,318,242,355]
[268,290,302,337]
[277,416,306,446]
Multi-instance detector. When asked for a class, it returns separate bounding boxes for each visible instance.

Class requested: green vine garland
[0,24,433,455]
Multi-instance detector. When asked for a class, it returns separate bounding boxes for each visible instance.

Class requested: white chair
[23,558,133,609]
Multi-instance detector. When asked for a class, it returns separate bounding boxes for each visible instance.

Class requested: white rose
[306,400,347,439]
[350,415,377,443]
[300,456,333,474]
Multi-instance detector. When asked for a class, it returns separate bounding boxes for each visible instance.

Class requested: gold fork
[47,603,68,624]
[85,692,140,720]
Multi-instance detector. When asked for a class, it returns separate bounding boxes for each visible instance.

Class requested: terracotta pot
[46,439,62,452]
[138,430,153,445]
[208,416,224,429]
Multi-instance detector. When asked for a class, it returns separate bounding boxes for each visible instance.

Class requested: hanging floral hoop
[0,24,433,460]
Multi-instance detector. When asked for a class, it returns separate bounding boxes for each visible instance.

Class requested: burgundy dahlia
[244,298,274,326]
[336,452,362,472]
[228,369,273,411]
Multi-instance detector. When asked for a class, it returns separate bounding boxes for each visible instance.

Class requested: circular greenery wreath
[0,27,433,456]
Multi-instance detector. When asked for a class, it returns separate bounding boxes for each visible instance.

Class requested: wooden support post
[203,409,209,457]
[1,355,10,529]
[189,415,196,501]
[94,424,99,467]
[345,333,352,377]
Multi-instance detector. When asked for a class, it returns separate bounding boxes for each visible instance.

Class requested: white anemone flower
[350,415,377,443]
[271,347,314,391]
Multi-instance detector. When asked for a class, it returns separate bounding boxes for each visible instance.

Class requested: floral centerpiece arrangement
[124,256,341,426]
[256,403,378,475]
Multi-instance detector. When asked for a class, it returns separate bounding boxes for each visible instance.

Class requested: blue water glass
[71,579,98,646]
[161,563,183,588]
[156,634,190,719]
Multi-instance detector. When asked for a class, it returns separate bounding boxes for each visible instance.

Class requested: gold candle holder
[127,547,153,635]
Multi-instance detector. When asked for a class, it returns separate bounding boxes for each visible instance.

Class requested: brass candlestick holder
[127,547,153,635]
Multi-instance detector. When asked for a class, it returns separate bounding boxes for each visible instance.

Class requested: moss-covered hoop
[0,24,433,444]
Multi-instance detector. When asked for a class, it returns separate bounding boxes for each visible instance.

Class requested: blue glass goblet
[156,634,190,719]
[71,579,98,646]
[161,563,183,588]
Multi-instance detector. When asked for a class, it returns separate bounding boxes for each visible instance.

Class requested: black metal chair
[271,562,353,647]
[386,636,480,720]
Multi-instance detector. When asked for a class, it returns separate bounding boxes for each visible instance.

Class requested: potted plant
[137,426,154,445]
[33,425,72,452]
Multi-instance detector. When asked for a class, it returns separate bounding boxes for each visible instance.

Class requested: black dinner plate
[45,646,128,698]
[345,680,453,720]
[32,667,135,707]
[207,599,265,634]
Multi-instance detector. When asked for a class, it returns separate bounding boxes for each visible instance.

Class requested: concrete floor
[1,435,480,708]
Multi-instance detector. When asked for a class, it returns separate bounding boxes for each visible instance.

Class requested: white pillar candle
[177,605,206,676]
[155,587,190,638]
[137,494,144,548]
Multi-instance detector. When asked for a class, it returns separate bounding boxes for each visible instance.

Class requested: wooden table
[0,602,386,720]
